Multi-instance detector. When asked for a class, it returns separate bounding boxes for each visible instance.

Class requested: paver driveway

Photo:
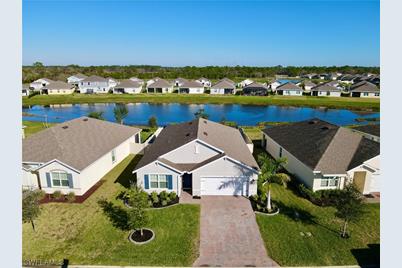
[193,196,278,267]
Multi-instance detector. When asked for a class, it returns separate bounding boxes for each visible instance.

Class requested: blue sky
[23,0,380,66]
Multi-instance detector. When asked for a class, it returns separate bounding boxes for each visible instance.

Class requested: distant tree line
[22,62,380,83]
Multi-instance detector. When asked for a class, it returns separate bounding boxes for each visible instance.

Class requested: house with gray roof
[196,77,211,87]
[350,124,380,143]
[147,78,173,93]
[242,82,269,96]
[40,81,75,95]
[301,80,316,93]
[174,77,188,87]
[67,73,87,86]
[311,82,342,97]
[179,80,205,94]
[29,78,54,91]
[276,82,303,96]
[350,81,380,98]
[113,79,143,94]
[262,119,380,194]
[22,117,142,197]
[78,75,111,94]
[133,119,259,197]
[210,80,235,95]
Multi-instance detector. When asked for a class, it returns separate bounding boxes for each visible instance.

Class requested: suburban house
[210,80,235,95]
[276,82,303,96]
[22,83,30,96]
[311,83,342,97]
[179,80,205,94]
[302,81,316,93]
[339,74,355,84]
[367,75,380,86]
[146,78,160,87]
[221,77,235,85]
[133,119,259,197]
[29,78,53,91]
[268,80,281,92]
[196,77,211,87]
[113,79,143,94]
[129,77,144,85]
[238,79,254,88]
[242,82,269,96]
[262,119,380,194]
[301,73,316,79]
[67,73,87,86]
[40,81,75,95]
[350,81,380,98]
[174,77,188,87]
[147,78,173,93]
[107,77,118,89]
[78,75,110,94]
[22,117,143,197]
[350,124,380,143]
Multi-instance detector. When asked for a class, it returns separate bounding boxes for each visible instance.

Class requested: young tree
[87,111,104,120]
[22,189,44,231]
[194,108,209,119]
[148,116,158,128]
[257,153,290,211]
[334,184,365,238]
[113,103,129,124]
[127,187,150,236]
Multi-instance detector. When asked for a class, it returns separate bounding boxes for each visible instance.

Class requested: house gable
[163,140,221,164]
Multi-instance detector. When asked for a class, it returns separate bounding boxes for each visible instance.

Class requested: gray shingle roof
[211,80,235,89]
[135,119,259,171]
[303,81,316,87]
[352,124,380,137]
[243,82,268,90]
[43,81,74,90]
[23,117,141,171]
[262,119,379,174]
[276,82,302,91]
[116,79,141,88]
[350,81,379,93]
[82,75,107,82]
[71,73,87,79]
[311,83,341,92]
[147,78,172,88]
[180,80,204,88]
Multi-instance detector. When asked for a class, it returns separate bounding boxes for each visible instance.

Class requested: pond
[22,103,379,126]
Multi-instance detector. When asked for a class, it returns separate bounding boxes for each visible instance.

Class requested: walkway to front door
[193,196,278,267]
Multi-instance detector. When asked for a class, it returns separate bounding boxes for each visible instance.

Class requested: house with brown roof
[262,119,380,194]
[210,80,235,95]
[350,81,380,98]
[276,82,303,96]
[311,82,342,97]
[113,79,143,94]
[179,80,205,94]
[133,119,259,197]
[22,117,142,197]
[41,81,75,95]
[147,78,173,93]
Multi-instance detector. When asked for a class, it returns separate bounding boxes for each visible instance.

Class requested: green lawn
[22,155,200,266]
[22,121,55,137]
[256,184,380,267]
[138,127,157,143]
[22,93,380,111]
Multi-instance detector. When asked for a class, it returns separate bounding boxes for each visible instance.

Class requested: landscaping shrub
[235,90,243,95]
[66,192,76,203]
[204,89,211,94]
[298,184,343,206]
[28,91,40,98]
[169,192,177,200]
[52,190,62,200]
[161,200,168,207]
[159,191,169,202]
[150,191,159,205]
[148,116,158,128]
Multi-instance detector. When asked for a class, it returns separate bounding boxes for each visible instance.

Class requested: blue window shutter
[46,172,51,187]
[67,173,73,188]
[167,175,173,190]
[144,175,149,189]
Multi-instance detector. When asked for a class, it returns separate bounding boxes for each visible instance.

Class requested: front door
[182,173,192,192]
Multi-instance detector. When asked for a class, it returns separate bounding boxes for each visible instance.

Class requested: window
[51,171,69,187]
[149,174,169,189]
[111,149,116,163]
[279,147,283,158]
[375,93,380,96]
[363,92,369,96]
[320,177,339,187]
[285,90,290,94]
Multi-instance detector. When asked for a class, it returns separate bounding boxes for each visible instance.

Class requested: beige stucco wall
[22,169,39,189]
[48,88,75,95]
[316,91,342,97]
[163,140,219,164]
[282,90,303,96]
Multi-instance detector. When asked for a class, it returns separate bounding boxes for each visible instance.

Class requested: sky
[22,0,380,67]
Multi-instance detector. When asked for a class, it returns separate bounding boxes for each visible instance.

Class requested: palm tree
[257,153,290,211]
[114,103,128,124]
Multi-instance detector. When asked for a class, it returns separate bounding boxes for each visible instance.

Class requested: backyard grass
[256,181,380,266]
[22,120,55,137]
[22,155,200,266]
[22,93,380,111]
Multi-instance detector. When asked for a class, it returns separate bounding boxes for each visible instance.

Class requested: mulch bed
[39,179,105,204]
[151,197,179,208]
[130,229,154,243]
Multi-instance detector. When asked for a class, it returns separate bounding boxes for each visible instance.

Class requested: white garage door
[370,173,380,193]
[200,176,250,196]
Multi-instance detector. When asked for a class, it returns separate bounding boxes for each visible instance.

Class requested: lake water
[22,103,379,126]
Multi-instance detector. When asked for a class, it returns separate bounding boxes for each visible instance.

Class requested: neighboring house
[221,77,235,85]
[22,83,30,96]
[269,80,281,92]
[276,82,303,96]
[179,80,205,94]
[350,124,380,143]
[113,79,142,94]
[196,77,211,87]
[311,83,342,97]
[147,78,173,93]
[237,79,254,88]
[22,117,142,196]
[133,118,259,197]
[242,82,269,96]
[41,81,75,95]
[301,73,316,79]
[67,73,87,86]
[174,77,188,87]
[129,77,144,85]
[210,80,235,95]
[338,74,355,84]
[262,119,380,194]
[78,75,110,94]
[107,77,118,89]
[326,73,340,80]
[301,80,316,93]
[29,78,53,91]
[350,81,380,98]
[146,78,160,87]
[367,75,380,86]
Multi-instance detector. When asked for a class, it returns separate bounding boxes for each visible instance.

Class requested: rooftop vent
[189,122,192,125]
[204,120,207,124]
[83,118,88,121]
[308,120,318,124]
[62,125,68,129]
[185,133,190,137]
[321,126,329,130]
[203,131,208,136]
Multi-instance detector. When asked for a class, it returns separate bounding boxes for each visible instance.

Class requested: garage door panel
[201,177,250,196]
